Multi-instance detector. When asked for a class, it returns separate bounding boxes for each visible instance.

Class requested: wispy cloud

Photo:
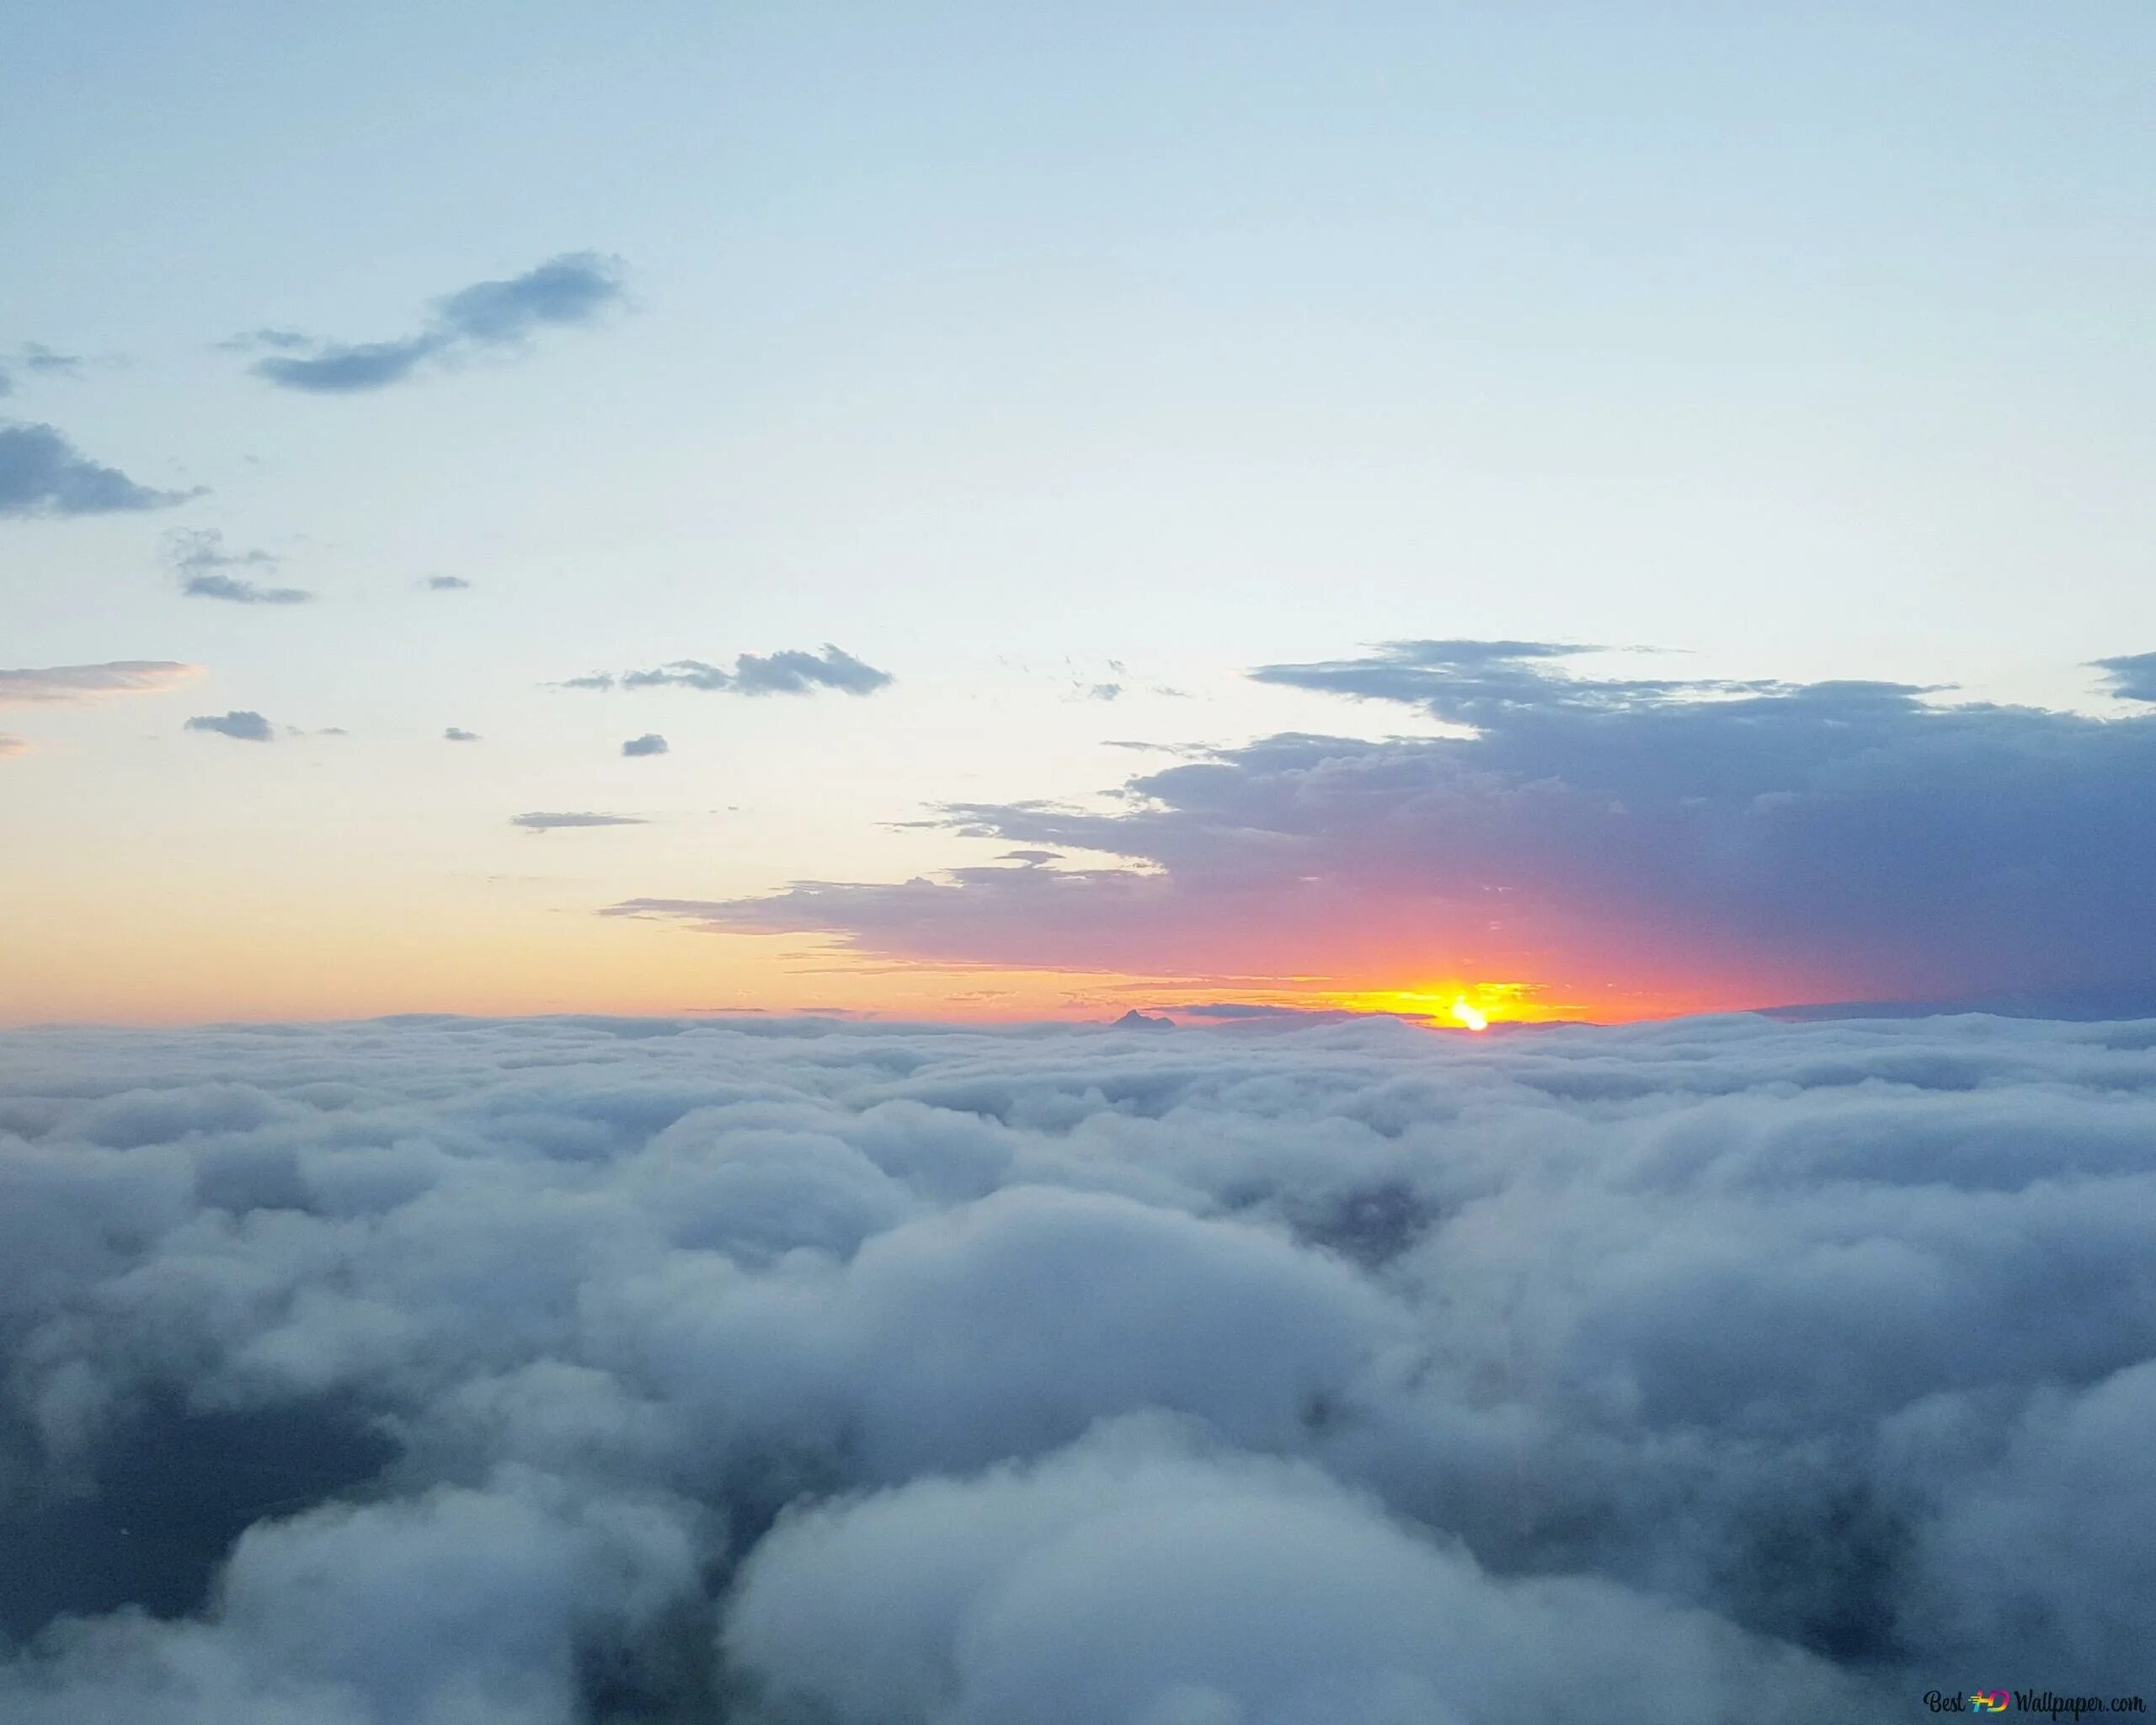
[444,727,482,743]
[184,710,275,742]
[568,645,894,697]
[0,733,26,758]
[0,661,200,705]
[168,530,313,605]
[0,343,85,396]
[243,253,626,394]
[424,574,472,592]
[0,422,196,517]
[511,811,648,830]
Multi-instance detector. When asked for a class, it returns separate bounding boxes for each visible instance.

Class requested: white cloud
[0,1012,2152,1716]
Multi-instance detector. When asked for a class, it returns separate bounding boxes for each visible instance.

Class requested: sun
[1449,996,1489,1032]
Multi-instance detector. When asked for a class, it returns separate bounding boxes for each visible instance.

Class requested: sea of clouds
[2,1012,2151,1722]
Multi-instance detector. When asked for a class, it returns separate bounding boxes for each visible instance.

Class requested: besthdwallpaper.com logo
[1924,1691,2148,1718]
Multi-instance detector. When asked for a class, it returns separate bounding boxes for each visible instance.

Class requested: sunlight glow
[1450,996,1489,1032]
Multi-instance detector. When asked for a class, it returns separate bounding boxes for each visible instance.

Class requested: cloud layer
[0,1012,2150,1720]
[0,422,193,517]
[246,254,625,394]
[612,643,2156,1016]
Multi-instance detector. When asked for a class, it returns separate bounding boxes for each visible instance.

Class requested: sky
[5,3,2154,1026]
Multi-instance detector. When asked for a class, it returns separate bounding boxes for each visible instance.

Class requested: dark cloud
[444,727,482,743]
[424,574,472,592]
[615,644,2156,1013]
[0,1013,2150,1718]
[183,710,274,742]
[247,253,625,394]
[998,850,1063,866]
[602,644,895,698]
[510,811,647,830]
[0,422,195,517]
[169,531,313,605]
[0,661,200,705]
[2092,651,2156,704]
[621,733,669,758]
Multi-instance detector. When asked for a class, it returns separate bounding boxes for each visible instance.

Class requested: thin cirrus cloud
[606,640,2156,1017]
[510,811,647,830]
[565,644,894,697]
[0,1014,2148,1713]
[0,422,196,518]
[0,343,85,396]
[0,661,200,705]
[168,530,312,605]
[183,711,275,742]
[239,253,626,394]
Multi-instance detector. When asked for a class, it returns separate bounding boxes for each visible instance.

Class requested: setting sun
[1450,996,1489,1032]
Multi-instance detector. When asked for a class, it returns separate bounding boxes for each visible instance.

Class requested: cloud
[612,643,2156,1015]
[184,710,274,742]
[510,811,647,830]
[247,253,625,394]
[169,531,313,605]
[0,344,85,396]
[2093,651,2156,704]
[0,422,195,517]
[424,575,472,592]
[0,661,200,705]
[444,727,481,743]
[621,734,669,757]
[0,733,24,758]
[0,1012,2151,1718]
[602,645,894,697]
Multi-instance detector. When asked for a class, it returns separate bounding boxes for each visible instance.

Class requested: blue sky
[3,3,2153,1022]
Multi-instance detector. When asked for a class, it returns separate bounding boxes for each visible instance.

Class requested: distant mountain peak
[1111,1009,1174,1028]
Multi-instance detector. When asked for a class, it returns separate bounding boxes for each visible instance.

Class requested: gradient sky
[4,3,2153,1025]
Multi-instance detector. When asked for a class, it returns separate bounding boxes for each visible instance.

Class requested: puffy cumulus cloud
[615,643,2156,1015]
[183,710,274,742]
[621,732,669,757]
[0,1014,2153,1716]
[726,1417,1864,1725]
[0,422,196,517]
[168,530,313,605]
[245,253,625,394]
[0,661,200,705]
